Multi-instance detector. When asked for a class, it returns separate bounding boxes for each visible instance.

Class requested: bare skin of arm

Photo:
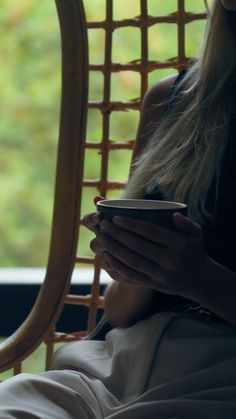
[102,75,178,327]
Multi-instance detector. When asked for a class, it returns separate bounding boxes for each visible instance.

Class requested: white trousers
[1,311,236,418]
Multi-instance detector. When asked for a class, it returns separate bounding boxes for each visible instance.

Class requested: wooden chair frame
[0,0,88,374]
[0,0,207,375]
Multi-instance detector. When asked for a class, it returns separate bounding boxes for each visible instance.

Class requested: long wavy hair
[123,1,236,225]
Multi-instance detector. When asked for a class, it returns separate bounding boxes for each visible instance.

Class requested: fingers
[97,230,159,279]
[82,211,102,233]
[99,219,173,268]
[102,252,154,287]
[112,214,203,252]
[96,221,183,280]
[90,240,144,287]
[173,213,203,237]
[102,252,170,292]
[112,216,185,252]
[94,195,105,205]
[82,196,105,232]
[87,202,205,298]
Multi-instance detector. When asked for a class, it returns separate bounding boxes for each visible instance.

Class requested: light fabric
[1,311,236,418]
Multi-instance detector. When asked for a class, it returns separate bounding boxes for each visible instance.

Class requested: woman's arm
[103,280,158,327]
[84,75,178,328]
[102,75,178,327]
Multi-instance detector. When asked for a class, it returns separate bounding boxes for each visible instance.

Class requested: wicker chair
[0,0,206,376]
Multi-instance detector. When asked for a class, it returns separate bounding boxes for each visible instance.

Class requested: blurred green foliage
[0,0,60,266]
[0,0,206,266]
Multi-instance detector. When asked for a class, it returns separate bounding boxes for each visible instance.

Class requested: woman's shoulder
[142,73,178,113]
[132,74,179,160]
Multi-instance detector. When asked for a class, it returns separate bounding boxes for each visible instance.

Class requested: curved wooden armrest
[0,0,88,373]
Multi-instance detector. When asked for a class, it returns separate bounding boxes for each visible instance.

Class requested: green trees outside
[0,1,60,265]
[0,0,206,266]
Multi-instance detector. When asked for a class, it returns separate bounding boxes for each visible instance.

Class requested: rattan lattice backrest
[48,0,207,354]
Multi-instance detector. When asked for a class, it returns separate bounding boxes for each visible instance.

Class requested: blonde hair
[123,1,236,225]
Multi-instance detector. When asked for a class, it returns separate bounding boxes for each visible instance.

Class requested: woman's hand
[90,213,207,303]
[83,196,159,326]
[82,195,130,284]
[82,196,104,233]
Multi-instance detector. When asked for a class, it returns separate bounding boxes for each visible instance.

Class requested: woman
[0,1,236,417]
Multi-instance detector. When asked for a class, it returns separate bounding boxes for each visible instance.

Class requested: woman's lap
[1,311,236,418]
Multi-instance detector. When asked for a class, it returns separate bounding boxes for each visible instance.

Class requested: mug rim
[97,199,187,211]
